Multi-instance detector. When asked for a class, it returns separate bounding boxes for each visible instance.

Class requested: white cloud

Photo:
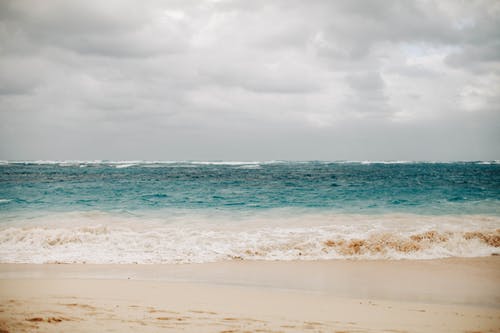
[0,0,499,160]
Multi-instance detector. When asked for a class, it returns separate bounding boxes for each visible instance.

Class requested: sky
[0,0,499,161]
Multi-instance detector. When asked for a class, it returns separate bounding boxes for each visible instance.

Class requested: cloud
[0,1,191,58]
[0,58,45,95]
[446,42,500,73]
[0,0,499,160]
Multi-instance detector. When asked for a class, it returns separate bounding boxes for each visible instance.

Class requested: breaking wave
[2,160,499,167]
[0,212,498,264]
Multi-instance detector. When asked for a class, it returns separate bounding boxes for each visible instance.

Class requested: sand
[0,258,499,332]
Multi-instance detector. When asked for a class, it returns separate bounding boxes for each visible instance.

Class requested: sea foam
[0,212,498,264]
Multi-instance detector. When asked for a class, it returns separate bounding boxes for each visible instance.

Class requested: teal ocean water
[0,161,499,263]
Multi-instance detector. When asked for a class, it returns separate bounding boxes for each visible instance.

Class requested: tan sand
[0,258,499,332]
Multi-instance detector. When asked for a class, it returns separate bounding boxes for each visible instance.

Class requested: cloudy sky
[0,0,499,161]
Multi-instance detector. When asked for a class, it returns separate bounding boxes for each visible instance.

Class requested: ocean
[0,161,499,263]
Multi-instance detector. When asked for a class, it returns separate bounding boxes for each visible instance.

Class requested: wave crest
[0,223,498,264]
[321,230,499,256]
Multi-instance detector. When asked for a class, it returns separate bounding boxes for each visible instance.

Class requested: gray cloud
[0,0,499,160]
[346,72,384,92]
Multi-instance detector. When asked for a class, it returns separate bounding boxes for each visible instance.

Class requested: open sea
[0,160,499,263]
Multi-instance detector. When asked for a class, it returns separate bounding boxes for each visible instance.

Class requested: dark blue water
[1,161,499,216]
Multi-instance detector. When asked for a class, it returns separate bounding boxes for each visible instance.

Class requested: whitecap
[0,213,498,264]
[115,164,137,169]
[190,161,262,166]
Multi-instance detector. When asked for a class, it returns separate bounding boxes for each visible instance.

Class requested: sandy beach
[0,258,499,332]
[2,0,499,331]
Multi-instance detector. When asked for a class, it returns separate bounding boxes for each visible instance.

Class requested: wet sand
[0,258,499,332]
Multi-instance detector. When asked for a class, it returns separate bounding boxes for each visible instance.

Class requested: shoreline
[1,258,499,332]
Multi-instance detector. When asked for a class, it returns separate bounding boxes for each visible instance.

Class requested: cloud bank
[0,0,499,160]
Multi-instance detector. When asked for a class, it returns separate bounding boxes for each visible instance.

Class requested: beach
[1,258,499,332]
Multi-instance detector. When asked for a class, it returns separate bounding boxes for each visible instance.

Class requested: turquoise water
[0,161,499,263]
[1,161,499,215]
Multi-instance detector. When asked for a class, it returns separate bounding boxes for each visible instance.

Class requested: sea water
[0,161,499,263]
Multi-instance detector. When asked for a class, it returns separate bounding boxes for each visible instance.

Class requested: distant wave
[0,212,498,264]
[0,160,274,167]
[475,161,500,165]
[1,160,498,166]
[190,161,263,165]
[359,160,414,165]
[114,163,137,169]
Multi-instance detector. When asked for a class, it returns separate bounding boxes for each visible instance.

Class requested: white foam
[190,161,262,165]
[1,160,499,167]
[0,212,498,264]
[352,160,416,165]
[114,164,137,169]
[476,161,500,165]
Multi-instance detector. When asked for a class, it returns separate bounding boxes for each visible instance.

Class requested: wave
[190,161,263,165]
[0,160,273,167]
[0,212,498,264]
[475,160,500,165]
[2,160,498,167]
[114,163,137,169]
[359,160,414,165]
